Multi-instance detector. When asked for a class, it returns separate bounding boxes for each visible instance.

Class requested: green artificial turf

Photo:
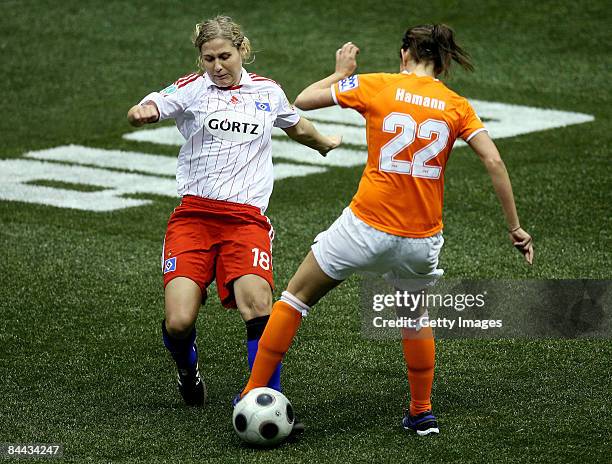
[0,1,610,462]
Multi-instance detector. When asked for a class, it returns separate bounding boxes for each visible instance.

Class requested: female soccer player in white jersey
[240,24,533,436]
[127,16,340,407]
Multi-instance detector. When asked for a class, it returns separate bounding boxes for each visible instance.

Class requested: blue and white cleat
[402,410,440,436]
[176,344,205,406]
[177,363,205,406]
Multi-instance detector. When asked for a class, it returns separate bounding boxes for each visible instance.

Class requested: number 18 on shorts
[162,196,275,308]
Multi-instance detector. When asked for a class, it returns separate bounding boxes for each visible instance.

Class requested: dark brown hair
[400,24,473,76]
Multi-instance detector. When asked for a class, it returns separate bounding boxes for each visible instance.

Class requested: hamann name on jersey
[204,110,263,143]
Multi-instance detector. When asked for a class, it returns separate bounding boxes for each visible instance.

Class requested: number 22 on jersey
[379,112,449,179]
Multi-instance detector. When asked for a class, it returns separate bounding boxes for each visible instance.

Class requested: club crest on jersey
[204,109,263,143]
[163,257,176,274]
[254,101,271,112]
[339,75,359,92]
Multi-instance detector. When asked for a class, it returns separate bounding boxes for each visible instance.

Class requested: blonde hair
[192,15,253,72]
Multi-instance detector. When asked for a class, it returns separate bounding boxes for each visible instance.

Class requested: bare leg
[242,251,342,395]
[233,273,282,389]
[162,276,205,405]
[286,251,342,306]
[233,274,273,322]
[164,276,202,338]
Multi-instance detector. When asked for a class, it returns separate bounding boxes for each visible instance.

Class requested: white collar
[401,70,439,81]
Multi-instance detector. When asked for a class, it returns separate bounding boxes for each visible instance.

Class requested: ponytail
[401,24,473,76]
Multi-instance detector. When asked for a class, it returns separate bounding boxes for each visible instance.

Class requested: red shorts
[162,195,274,308]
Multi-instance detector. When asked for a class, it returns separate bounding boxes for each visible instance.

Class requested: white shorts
[311,207,444,291]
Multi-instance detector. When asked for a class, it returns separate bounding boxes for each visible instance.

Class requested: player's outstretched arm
[468,131,534,264]
[283,117,342,157]
[127,101,160,127]
[294,42,360,110]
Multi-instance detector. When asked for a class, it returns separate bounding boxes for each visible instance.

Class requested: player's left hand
[509,227,534,264]
[319,135,342,157]
[335,42,359,77]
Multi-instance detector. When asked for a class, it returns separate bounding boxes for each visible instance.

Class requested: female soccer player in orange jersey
[239,24,533,436]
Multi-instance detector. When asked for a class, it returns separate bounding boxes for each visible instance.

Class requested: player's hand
[509,227,534,265]
[319,135,342,157]
[335,42,359,78]
[127,103,159,127]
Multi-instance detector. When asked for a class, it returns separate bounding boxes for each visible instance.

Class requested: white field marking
[0,159,176,211]
[297,105,366,125]
[123,100,594,152]
[272,163,328,179]
[0,151,327,211]
[271,140,366,167]
[272,124,368,146]
[3,99,593,212]
[25,145,177,176]
[23,145,328,180]
[123,126,185,145]
[470,100,594,141]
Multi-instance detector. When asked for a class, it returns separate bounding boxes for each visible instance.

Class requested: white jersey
[140,68,300,212]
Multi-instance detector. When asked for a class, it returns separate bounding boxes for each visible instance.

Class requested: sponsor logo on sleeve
[163,257,177,274]
[161,84,178,95]
[204,110,263,143]
[339,75,359,92]
[254,101,271,112]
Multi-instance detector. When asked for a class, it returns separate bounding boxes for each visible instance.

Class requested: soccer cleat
[177,364,206,406]
[402,410,440,436]
[290,417,305,435]
[232,393,305,435]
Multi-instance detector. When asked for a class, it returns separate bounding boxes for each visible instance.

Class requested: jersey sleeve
[331,74,386,113]
[139,74,201,121]
[273,87,300,128]
[458,99,487,142]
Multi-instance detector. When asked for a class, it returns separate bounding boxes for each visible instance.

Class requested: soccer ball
[232,387,295,446]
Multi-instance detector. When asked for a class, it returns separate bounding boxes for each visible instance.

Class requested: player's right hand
[335,42,359,77]
[127,103,159,127]
[509,227,534,265]
[319,135,342,157]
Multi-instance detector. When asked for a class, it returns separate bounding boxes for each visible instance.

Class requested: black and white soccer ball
[232,387,294,446]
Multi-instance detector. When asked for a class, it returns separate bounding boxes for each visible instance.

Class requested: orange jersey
[332,72,486,237]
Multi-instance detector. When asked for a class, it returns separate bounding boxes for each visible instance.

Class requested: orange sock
[242,301,302,396]
[401,326,435,416]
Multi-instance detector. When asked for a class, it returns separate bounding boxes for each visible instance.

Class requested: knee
[238,289,272,320]
[164,277,201,337]
[165,310,197,337]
